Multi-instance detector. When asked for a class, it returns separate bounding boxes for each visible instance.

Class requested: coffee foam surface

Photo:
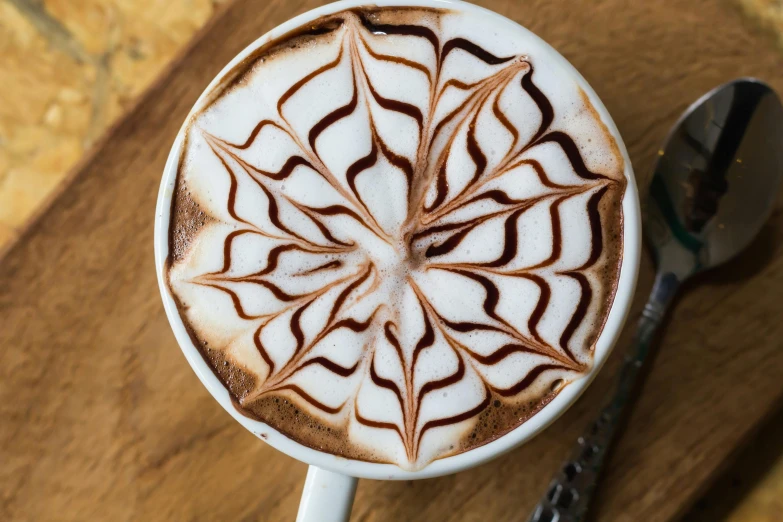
[167,6,626,469]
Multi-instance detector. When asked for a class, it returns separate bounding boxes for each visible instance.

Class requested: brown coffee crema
[166,6,626,469]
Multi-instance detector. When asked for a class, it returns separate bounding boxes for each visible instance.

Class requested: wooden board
[1,0,782,520]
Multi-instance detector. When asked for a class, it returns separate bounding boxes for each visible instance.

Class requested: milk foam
[167,6,626,469]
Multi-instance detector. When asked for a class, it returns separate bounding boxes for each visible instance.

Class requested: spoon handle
[527,272,679,522]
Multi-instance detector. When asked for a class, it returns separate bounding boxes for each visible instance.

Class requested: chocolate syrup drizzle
[169,7,625,466]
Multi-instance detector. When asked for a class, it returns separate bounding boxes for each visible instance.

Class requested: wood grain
[1,1,782,521]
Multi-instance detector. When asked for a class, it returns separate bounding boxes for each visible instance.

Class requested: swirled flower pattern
[167,7,626,469]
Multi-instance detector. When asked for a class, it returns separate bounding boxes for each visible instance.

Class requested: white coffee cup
[154,1,641,520]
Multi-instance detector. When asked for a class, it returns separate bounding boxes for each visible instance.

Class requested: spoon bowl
[647,78,783,280]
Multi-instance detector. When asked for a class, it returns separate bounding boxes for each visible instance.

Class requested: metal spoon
[528,78,783,522]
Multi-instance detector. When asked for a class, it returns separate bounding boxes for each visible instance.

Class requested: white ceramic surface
[154,0,640,518]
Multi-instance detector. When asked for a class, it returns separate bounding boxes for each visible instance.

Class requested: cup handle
[296,466,358,522]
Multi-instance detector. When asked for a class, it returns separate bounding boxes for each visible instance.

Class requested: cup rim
[154,0,641,480]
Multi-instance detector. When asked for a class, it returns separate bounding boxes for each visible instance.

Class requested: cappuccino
[166,6,626,469]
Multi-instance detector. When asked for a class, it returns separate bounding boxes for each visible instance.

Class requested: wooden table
[2,1,782,520]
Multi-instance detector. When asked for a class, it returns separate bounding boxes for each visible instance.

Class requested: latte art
[166,6,626,468]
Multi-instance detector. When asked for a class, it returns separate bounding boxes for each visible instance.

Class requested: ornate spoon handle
[527,272,679,522]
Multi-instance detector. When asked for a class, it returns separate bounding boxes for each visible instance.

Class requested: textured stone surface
[731,456,783,522]
[739,0,783,49]
[0,0,221,241]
